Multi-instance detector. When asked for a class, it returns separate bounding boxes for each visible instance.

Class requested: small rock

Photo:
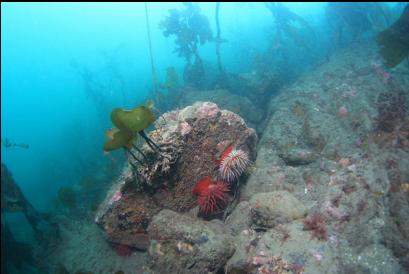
[249,191,307,228]
[280,148,317,166]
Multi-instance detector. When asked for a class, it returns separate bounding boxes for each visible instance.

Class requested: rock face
[147,209,235,274]
[238,42,409,273]
[95,102,257,250]
[1,163,58,243]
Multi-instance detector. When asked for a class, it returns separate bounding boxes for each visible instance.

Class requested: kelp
[103,128,133,151]
[377,5,409,68]
[160,3,212,88]
[103,105,161,177]
[111,106,155,133]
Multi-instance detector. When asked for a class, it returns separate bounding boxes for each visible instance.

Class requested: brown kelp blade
[377,5,409,68]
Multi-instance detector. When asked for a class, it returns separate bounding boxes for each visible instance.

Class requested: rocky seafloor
[49,42,408,274]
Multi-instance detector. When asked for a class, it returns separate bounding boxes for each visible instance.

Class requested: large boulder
[95,102,257,250]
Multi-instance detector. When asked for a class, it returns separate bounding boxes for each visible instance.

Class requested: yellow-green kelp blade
[111,106,156,133]
[103,128,134,151]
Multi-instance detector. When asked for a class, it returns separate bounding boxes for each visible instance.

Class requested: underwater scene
[1,2,409,274]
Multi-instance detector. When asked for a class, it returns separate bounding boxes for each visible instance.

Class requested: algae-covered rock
[94,176,160,250]
[147,209,235,274]
[180,89,264,129]
[225,221,339,274]
[255,222,338,273]
[249,191,306,228]
[96,102,257,250]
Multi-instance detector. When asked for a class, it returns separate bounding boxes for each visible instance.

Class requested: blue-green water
[2,3,408,274]
[1,2,318,209]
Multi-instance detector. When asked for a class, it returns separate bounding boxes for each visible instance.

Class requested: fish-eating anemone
[193,176,230,215]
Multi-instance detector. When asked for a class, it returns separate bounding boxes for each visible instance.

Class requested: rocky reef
[239,42,408,273]
[91,42,408,274]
